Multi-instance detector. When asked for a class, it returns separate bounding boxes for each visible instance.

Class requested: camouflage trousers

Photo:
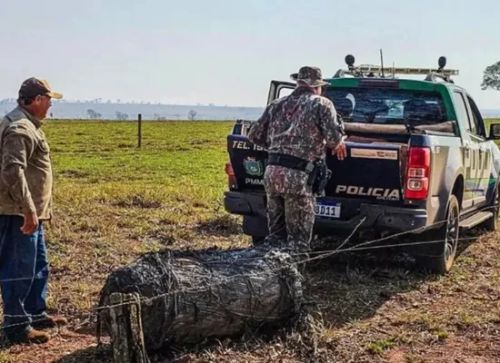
[265,192,315,252]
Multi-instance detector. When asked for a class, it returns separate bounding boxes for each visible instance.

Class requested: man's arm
[248,105,272,148]
[1,128,39,234]
[317,99,347,159]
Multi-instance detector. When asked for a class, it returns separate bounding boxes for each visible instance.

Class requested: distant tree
[188,109,197,120]
[481,61,500,91]
[115,111,129,120]
[153,113,166,121]
[87,109,102,119]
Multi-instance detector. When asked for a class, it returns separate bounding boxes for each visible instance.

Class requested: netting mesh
[99,246,304,351]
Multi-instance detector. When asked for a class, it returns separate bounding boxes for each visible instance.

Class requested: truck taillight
[404,147,430,200]
[225,162,238,189]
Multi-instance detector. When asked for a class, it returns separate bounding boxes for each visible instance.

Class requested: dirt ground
[1,228,498,363]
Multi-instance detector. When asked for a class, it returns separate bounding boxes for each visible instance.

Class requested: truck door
[452,91,482,210]
[267,80,295,104]
[465,95,492,206]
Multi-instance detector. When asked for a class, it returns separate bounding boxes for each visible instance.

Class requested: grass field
[46,121,247,311]
[0,120,499,363]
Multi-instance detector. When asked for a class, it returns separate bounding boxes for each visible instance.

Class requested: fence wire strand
[0,203,496,332]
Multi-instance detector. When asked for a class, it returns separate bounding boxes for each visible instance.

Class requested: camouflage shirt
[248,86,344,161]
[248,87,344,195]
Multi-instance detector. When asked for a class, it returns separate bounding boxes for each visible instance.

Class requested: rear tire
[416,195,460,274]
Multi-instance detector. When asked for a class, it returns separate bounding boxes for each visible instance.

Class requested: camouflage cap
[290,66,328,87]
[19,77,63,100]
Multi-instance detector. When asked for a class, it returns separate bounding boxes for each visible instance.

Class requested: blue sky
[1,0,499,108]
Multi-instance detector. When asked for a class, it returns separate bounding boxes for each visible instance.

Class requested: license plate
[314,202,341,218]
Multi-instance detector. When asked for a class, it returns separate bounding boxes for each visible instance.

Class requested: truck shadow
[306,227,482,326]
[305,251,429,326]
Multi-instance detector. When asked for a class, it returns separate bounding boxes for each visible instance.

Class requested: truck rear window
[324,87,446,125]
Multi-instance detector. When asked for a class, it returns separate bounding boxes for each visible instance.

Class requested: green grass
[40,120,248,313]
[1,119,499,362]
[367,337,396,355]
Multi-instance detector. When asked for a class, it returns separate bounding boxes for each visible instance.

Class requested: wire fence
[0,202,496,332]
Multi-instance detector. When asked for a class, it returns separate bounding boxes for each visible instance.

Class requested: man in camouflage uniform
[248,66,346,252]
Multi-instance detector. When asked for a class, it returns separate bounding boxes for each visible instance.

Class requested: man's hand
[21,211,39,235]
[333,141,347,160]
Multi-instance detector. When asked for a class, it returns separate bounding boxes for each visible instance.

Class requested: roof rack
[333,55,459,83]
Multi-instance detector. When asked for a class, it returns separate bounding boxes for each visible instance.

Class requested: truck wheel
[417,195,460,274]
[481,184,499,231]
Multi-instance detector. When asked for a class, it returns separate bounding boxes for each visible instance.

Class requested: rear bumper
[224,191,267,218]
[224,191,430,237]
[315,203,428,233]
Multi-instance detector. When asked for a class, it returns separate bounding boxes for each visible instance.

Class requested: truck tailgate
[326,141,407,204]
[227,135,267,190]
[228,134,407,204]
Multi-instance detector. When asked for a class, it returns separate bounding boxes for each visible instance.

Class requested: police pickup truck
[224,56,500,274]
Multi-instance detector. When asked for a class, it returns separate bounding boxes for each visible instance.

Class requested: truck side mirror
[489,123,500,140]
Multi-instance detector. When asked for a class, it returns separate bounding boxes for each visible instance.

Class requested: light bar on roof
[358,64,459,76]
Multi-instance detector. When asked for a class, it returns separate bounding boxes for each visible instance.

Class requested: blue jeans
[0,216,49,338]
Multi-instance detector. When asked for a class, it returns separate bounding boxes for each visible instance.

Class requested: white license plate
[314,202,341,218]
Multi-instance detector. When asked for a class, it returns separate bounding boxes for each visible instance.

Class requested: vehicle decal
[335,184,401,200]
[232,140,265,151]
[350,148,398,160]
[245,177,264,186]
[243,157,264,176]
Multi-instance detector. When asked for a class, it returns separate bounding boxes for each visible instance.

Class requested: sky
[1,0,499,108]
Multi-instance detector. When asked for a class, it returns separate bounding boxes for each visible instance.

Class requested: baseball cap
[18,77,63,100]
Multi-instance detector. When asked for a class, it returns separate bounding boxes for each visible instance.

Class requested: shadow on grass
[305,228,483,326]
[195,214,242,237]
[305,251,428,326]
[52,344,112,363]
[111,195,162,209]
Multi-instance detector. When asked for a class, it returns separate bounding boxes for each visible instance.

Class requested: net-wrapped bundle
[98,246,304,351]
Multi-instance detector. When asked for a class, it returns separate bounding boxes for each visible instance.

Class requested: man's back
[245,66,347,251]
[249,86,343,162]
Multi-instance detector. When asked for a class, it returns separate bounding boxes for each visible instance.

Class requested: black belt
[267,153,315,173]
